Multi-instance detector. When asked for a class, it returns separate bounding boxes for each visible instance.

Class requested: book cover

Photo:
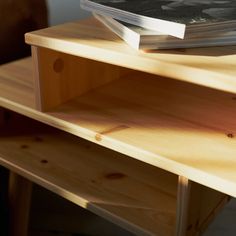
[94,13,236,50]
[81,0,236,38]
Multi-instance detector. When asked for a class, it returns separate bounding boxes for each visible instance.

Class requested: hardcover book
[94,13,236,50]
[80,0,236,39]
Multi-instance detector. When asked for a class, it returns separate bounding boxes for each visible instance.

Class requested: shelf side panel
[186,183,230,236]
[32,46,128,111]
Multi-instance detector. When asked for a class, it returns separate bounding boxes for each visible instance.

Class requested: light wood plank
[0,54,231,236]
[25,17,236,94]
[1,59,236,199]
[0,58,35,108]
[176,176,191,236]
[32,47,128,111]
[0,114,177,236]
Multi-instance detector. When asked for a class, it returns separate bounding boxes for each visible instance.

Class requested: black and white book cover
[94,13,236,50]
[81,0,236,38]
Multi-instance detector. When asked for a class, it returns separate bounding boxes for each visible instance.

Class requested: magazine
[81,0,236,39]
[94,13,236,50]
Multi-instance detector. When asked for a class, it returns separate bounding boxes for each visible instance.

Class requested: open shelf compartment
[0,57,230,236]
[0,110,229,236]
[2,13,235,234]
[0,111,177,236]
[30,45,236,200]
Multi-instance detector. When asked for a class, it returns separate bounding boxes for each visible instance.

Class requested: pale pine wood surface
[0,114,177,236]
[32,46,129,111]
[0,57,35,108]
[0,58,236,200]
[47,73,236,197]
[25,17,236,94]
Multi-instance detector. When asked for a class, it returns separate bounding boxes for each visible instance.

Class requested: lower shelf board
[0,113,177,236]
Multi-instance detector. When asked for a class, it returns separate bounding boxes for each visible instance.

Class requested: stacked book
[80,0,236,50]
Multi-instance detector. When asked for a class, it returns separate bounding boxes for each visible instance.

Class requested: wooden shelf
[0,58,34,108]
[0,58,236,199]
[25,17,236,94]
[0,13,233,236]
[0,112,177,236]
[46,72,236,198]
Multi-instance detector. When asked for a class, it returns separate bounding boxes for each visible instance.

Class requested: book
[80,0,236,39]
[94,13,236,50]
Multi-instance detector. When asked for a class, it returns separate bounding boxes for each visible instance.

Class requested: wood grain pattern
[46,73,236,198]
[0,114,177,236]
[0,57,35,108]
[0,56,230,235]
[0,58,236,200]
[32,47,129,111]
[25,17,236,94]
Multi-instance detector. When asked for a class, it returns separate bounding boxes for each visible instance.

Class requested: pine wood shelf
[48,72,236,198]
[0,57,34,109]
[0,55,230,235]
[0,113,177,236]
[0,16,235,236]
[0,57,230,236]
[25,17,236,94]
[1,57,235,199]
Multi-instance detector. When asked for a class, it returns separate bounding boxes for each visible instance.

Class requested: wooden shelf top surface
[0,114,176,236]
[25,17,236,94]
[1,58,236,199]
[0,58,35,108]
